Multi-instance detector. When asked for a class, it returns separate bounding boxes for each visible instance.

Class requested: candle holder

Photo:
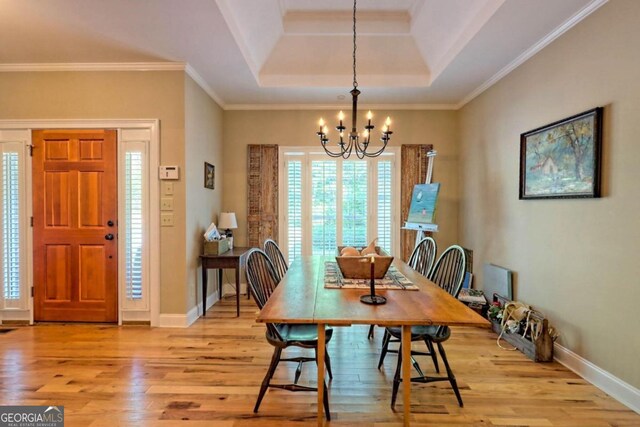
[360,256,387,305]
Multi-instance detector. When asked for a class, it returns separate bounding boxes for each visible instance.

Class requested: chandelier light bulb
[338,111,345,121]
[323,125,329,134]
[319,118,325,127]
[366,110,373,120]
[385,117,391,126]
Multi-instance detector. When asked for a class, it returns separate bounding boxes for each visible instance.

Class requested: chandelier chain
[352,0,358,89]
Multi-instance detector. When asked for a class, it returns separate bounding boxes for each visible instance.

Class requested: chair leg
[390,343,403,409]
[314,347,333,381]
[437,342,463,408]
[323,380,331,421]
[325,349,333,380]
[425,338,440,373]
[377,329,391,369]
[254,347,282,413]
[368,325,375,339]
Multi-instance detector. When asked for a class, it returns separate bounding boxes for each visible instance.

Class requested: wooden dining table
[256,256,490,426]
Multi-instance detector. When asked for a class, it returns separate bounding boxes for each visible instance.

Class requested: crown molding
[458,0,609,109]
[184,65,226,108]
[0,62,186,72]
[224,103,458,111]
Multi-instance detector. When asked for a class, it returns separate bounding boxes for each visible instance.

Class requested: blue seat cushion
[276,324,334,344]
[387,325,450,342]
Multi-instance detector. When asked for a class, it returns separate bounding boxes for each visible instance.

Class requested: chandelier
[316,0,393,159]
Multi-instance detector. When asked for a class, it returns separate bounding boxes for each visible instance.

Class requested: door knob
[107,220,115,227]
[105,234,114,241]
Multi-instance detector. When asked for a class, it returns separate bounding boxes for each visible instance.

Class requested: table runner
[323,261,418,290]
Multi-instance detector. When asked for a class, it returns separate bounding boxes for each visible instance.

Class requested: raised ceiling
[0,0,607,109]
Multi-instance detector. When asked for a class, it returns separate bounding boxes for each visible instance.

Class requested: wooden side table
[200,247,251,317]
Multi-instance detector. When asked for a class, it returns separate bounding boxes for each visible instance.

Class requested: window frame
[279,146,401,263]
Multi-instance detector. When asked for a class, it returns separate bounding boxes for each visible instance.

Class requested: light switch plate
[163,182,174,195]
[161,213,174,226]
[160,198,173,211]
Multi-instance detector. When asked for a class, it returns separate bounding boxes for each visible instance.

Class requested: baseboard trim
[554,343,640,414]
[157,290,221,328]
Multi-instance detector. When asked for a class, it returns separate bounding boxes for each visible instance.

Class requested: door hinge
[30,217,34,227]
[28,145,33,157]
[31,286,34,297]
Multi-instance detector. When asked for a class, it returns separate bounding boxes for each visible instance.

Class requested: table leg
[201,264,207,317]
[317,323,326,427]
[402,325,412,426]
[217,269,223,299]
[235,266,240,317]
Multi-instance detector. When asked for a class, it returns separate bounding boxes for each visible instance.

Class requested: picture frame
[204,162,215,189]
[519,107,603,199]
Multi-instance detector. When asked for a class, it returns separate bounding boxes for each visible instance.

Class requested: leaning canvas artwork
[407,183,440,223]
[519,107,602,199]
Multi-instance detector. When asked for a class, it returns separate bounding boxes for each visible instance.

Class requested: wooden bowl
[336,246,394,279]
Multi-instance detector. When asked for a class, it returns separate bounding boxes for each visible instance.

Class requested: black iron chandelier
[316,0,393,159]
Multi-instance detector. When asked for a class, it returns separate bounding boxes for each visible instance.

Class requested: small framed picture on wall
[204,162,215,189]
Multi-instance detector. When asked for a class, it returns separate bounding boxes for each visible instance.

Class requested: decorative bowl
[335,246,394,279]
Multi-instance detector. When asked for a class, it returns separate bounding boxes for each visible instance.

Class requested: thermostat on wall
[159,166,180,180]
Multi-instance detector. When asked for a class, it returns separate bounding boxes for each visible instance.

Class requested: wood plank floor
[0,296,637,426]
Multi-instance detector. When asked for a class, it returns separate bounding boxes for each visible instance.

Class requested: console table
[200,247,251,317]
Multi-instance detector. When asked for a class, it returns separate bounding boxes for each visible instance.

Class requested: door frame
[0,119,160,326]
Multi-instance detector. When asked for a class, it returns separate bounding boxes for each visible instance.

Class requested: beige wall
[0,71,188,314]
[459,0,640,388]
[184,75,224,313]
[222,109,460,251]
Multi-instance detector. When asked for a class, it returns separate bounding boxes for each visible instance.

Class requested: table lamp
[218,212,238,249]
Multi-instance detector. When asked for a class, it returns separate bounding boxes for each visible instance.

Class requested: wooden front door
[33,129,118,322]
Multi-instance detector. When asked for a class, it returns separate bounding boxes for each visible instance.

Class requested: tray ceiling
[0,0,606,108]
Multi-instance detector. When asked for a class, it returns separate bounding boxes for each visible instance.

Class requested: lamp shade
[218,212,238,230]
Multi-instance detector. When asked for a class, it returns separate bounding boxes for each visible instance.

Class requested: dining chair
[380,245,467,408]
[245,249,333,419]
[263,238,288,282]
[367,237,438,340]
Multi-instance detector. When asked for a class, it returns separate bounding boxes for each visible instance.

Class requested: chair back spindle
[264,239,288,282]
[429,245,467,298]
[408,237,437,277]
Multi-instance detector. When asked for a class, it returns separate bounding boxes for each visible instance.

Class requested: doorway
[32,129,118,322]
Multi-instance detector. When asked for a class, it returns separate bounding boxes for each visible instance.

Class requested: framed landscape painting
[519,107,603,199]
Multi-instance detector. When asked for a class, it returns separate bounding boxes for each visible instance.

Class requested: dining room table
[256,255,490,426]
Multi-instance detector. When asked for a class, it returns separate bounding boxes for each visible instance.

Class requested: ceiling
[0,0,607,109]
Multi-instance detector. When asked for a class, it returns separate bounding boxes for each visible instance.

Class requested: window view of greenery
[2,152,20,300]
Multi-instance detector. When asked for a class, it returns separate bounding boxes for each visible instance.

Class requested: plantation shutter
[311,160,337,256]
[377,159,393,254]
[247,145,279,248]
[285,159,303,263]
[124,151,144,300]
[342,161,368,248]
[400,144,433,262]
[2,151,21,302]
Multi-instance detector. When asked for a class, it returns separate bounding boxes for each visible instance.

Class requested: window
[124,152,144,300]
[0,141,26,310]
[281,148,399,264]
[311,160,337,256]
[286,160,302,264]
[120,141,149,311]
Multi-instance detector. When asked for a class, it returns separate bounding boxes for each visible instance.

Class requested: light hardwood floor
[0,296,637,426]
